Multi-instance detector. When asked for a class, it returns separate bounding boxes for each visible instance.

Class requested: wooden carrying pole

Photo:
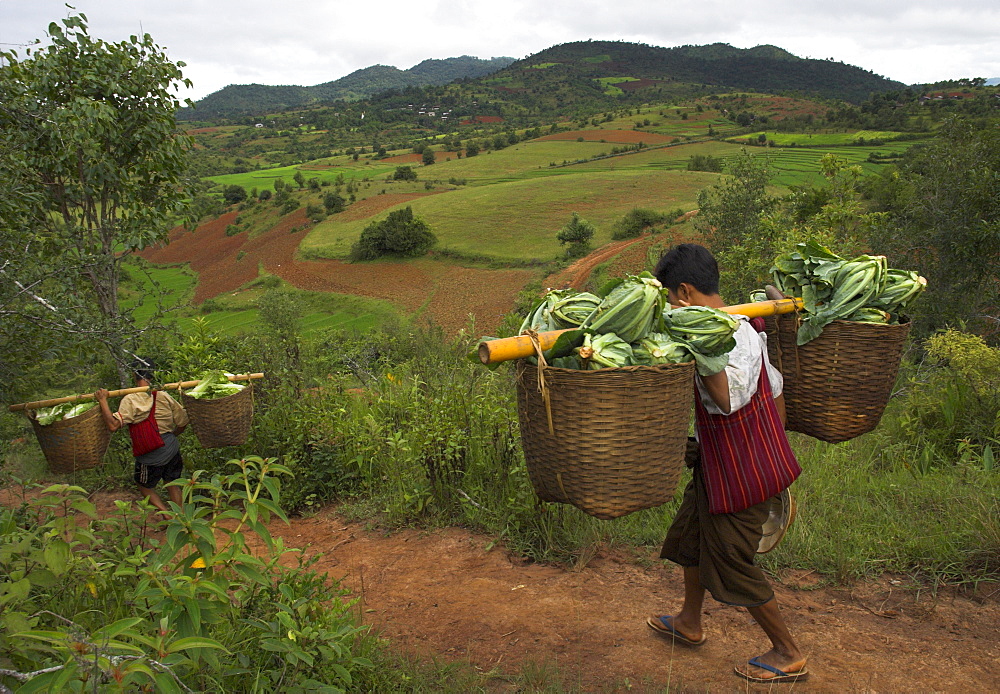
[477,297,803,365]
[8,373,265,413]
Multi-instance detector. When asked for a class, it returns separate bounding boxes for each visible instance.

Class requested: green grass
[302,168,714,261]
[121,264,197,324]
[207,158,401,190]
[120,262,398,338]
[415,140,629,183]
[730,130,907,146]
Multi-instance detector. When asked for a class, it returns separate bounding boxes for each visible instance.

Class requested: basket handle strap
[525,330,556,437]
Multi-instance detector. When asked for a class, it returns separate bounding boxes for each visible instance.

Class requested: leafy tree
[693,150,780,299]
[556,212,595,258]
[293,170,305,189]
[868,119,1000,340]
[465,141,480,157]
[349,206,437,261]
[223,184,248,205]
[393,166,417,181]
[323,191,346,214]
[422,148,436,166]
[0,12,192,385]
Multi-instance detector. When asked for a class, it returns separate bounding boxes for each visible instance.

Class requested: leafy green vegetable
[34,401,96,426]
[770,242,916,344]
[580,273,664,344]
[632,333,692,366]
[185,371,245,400]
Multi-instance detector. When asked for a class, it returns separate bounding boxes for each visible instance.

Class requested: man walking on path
[647,244,809,684]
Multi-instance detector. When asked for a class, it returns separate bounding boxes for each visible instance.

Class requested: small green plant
[0,458,382,692]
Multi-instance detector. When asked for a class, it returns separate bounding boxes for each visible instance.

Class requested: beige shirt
[696,317,784,416]
[115,391,189,434]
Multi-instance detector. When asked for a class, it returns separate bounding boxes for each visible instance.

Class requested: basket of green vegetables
[28,401,109,473]
[764,242,926,443]
[514,274,739,520]
[181,371,253,448]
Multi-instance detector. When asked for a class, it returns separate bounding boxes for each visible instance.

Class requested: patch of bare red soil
[619,79,661,91]
[379,153,424,164]
[460,115,504,124]
[140,197,534,335]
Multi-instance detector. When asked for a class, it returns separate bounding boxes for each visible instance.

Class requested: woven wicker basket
[182,384,254,449]
[764,315,910,443]
[29,405,110,474]
[515,360,694,520]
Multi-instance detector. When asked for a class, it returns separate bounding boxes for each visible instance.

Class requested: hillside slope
[503,41,906,104]
[178,56,515,121]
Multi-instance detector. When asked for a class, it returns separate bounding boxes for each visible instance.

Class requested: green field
[303,168,713,261]
[208,159,400,190]
[122,263,398,337]
[729,130,906,146]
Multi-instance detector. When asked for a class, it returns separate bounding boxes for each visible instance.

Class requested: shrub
[393,166,417,182]
[610,208,667,239]
[222,184,247,205]
[556,212,595,259]
[349,206,437,261]
[323,191,345,213]
[687,153,725,172]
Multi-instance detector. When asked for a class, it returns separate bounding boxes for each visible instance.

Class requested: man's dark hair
[130,357,156,382]
[653,243,720,295]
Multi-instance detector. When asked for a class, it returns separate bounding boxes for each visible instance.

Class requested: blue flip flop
[645,615,707,646]
[735,656,810,683]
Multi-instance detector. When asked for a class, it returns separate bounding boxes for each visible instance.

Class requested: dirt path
[10,488,995,693]
[256,507,1000,693]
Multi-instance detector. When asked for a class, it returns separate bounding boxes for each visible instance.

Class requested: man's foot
[735,652,809,683]
[645,615,706,646]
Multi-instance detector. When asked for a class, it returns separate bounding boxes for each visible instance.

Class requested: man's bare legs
[655,567,807,680]
[137,484,182,514]
[740,598,807,678]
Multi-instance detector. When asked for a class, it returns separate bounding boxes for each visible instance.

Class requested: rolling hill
[180,40,908,123]
[177,56,516,121]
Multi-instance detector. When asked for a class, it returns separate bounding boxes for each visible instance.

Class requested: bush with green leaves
[348,206,436,261]
[610,208,667,240]
[555,212,595,259]
[0,458,383,692]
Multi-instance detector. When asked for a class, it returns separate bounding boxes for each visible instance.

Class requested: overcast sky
[2,0,998,101]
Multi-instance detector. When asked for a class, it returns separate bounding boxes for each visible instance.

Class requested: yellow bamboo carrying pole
[7,373,265,412]
[477,298,803,365]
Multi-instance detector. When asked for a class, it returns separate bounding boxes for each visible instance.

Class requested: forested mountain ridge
[505,41,906,103]
[179,41,907,123]
[178,56,516,121]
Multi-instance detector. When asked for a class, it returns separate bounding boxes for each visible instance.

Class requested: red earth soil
[619,79,661,92]
[140,196,536,335]
[3,486,996,693]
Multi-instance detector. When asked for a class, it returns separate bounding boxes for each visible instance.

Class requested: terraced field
[163,102,930,335]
